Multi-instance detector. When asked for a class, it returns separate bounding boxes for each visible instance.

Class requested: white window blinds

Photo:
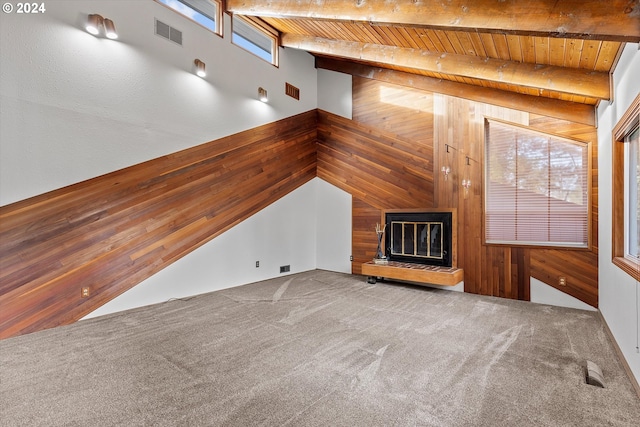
[485,119,589,248]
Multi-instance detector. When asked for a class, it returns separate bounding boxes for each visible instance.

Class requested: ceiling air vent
[285,83,300,100]
[155,19,183,45]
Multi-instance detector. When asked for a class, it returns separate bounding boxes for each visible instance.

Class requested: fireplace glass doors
[390,221,444,261]
[385,211,453,267]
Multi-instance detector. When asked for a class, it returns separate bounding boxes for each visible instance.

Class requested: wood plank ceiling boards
[228,0,640,119]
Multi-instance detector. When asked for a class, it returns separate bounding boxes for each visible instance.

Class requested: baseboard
[598,310,640,399]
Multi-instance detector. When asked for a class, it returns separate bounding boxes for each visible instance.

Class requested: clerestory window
[232,14,278,66]
[156,0,222,36]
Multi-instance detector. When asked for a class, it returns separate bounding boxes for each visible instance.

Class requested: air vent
[155,19,183,45]
[285,83,300,100]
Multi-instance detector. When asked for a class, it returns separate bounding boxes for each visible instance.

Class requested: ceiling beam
[316,58,596,126]
[227,0,640,42]
[284,34,610,100]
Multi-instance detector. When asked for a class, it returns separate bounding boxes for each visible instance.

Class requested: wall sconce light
[85,14,104,36]
[85,14,118,39]
[104,18,118,39]
[194,59,206,78]
[258,87,268,102]
[441,143,452,180]
[441,165,451,179]
[461,156,472,199]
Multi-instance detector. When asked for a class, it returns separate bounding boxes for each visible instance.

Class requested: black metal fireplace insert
[384,211,453,268]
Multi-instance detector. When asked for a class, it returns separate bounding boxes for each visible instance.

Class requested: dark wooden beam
[228,0,640,42]
[316,57,596,126]
[285,34,610,100]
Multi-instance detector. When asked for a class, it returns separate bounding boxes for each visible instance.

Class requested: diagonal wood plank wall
[0,111,318,339]
[318,75,598,307]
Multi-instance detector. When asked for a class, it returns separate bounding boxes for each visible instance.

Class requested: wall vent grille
[155,19,183,45]
[285,83,300,100]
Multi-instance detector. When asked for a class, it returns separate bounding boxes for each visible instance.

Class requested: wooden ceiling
[227,0,640,111]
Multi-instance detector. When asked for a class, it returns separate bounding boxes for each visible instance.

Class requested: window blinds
[485,120,589,248]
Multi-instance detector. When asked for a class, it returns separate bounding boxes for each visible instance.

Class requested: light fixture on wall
[103,18,118,39]
[194,59,206,78]
[441,144,452,180]
[85,14,118,39]
[258,87,268,103]
[461,156,472,199]
[85,14,104,36]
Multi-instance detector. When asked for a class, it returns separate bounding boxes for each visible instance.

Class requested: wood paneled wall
[0,111,317,339]
[433,93,531,299]
[320,75,599,307]
[1,75,600,339]
[317,104,436,275]
[317,110,434,209]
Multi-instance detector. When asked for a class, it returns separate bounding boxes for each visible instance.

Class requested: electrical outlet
[350,255,353,261]
[280,265,290,273]
[256,261,259,268]
[81,287,90,298]
[559,276,567,286]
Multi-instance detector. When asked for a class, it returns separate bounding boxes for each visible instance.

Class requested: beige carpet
[1,270,639,426]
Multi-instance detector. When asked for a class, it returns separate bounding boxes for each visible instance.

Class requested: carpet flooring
[1,270,639,426]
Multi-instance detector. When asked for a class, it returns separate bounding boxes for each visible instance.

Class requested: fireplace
[384,210,453,267]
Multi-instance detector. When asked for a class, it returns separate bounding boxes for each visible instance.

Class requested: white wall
[0,0,356,322]
[597,43,640,383]
[530,278,596,311]
[315,178,352,273]
[85,178,352,318]
[317,68,352,119]
[0,0,317,205]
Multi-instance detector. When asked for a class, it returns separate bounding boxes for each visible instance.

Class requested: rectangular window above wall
[156,0,222,36]
[613,93,640,280]
[232,14,279,66]
[484,119,590,248]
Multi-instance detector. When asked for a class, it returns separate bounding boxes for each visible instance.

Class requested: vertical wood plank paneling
[433,94,529,296]
[0,111,318,339]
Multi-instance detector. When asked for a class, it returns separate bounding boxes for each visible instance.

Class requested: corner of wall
[597,42,640,385]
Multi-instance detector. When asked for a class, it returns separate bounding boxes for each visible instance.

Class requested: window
[156,0,221,36]
[232,15,278,66]
[613,94,640,280]
[628,127,640,258]
[484,119,590,248]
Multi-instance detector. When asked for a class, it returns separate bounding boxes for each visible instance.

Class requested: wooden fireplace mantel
[361,261,464,286]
